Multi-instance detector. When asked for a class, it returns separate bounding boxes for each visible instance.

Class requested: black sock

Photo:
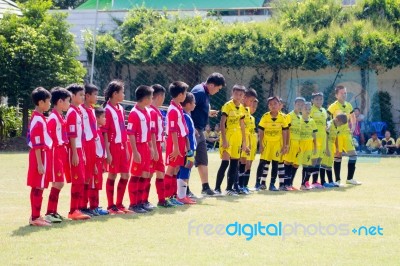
[333,157,342,182]
[270,160,278,186]
[347,156,357,180]
[301,168,306,184]
[319,167,326,185]
[256,159,267,187]
[215,160,229,191]
[278,162,285,187]
[304,167,311,183]
[291,167,298,186]
[238,163,246,188]
[202,183,210,191]
[244,170,251,187]
[326,168,333,183]
[226,159,239,191]
[312,166,320,183]
[284,164,293,186]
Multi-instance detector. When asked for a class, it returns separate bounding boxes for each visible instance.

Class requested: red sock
[46,187,61,215]
[164,174,172,198]
[128,176,140,206]
[94,189,99,208]
[172,175,178,197]
[116,178,128,208]
[30,188,43,220]
[80,184,89,209]
[155,178,165,204]
[142,178,151,203]
[89,188,98,209]
[70,184,83,214]
[106,178,115,209]
[138,177,146,205]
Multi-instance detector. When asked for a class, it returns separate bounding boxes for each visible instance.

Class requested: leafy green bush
[0,105,22,140]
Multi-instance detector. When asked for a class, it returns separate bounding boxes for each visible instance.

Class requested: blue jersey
[184,111,197,151]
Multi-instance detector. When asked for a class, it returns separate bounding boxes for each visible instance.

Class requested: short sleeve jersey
[103,103,127,144]
[299,118,318,141]
[149,105,164,142]
[27,110,53,150]
[258,112,288,142]
[249,115,256,134]
[326,120,340,143]
[184,111,197,150]
[242,106,253,135]
[166,101,188,138]
[396,138,400,147]
[127,105,151,143]
[381,137,395,146]
[47,109,68,146]
[221,100,245,130]
[287,111,302,140]
[327,101,353,135]
[66,105,84,148]
[310,105,328,138]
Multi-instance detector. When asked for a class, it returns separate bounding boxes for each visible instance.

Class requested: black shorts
[195,129,208,166]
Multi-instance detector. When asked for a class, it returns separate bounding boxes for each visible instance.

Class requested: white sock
[177,179,187,199]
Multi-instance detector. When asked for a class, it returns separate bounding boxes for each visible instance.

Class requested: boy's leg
[106,173,117,209]
[46,183,62,215]
[116,173,129,209]
[269,160,279,190]
[226,159,239,192]
[215,160,229,191]
[278,161,285,189]
[31,187,44,220]
[260,161,271,189]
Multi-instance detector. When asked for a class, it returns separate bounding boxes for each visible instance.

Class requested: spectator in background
[396,134,400,154]
[352,108,365,151]
[204,124,218,150]
[365,132,381,154]
[381,130,396,154]
[213,124,220,149]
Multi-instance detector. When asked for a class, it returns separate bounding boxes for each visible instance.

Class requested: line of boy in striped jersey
[277,99,287,191]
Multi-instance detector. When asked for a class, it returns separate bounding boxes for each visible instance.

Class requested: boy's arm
[169,131,181,161]
[240,119,249,152]
[151,132,158,161]
[35,149,44,175]
[349,112,356,133]
[70,137,78,166]
[281,129,288,154]
[220,115,228,148]
[312,132,317,154]
[258,128,264,154]
[129,135,140,163]
[104,133,112,164]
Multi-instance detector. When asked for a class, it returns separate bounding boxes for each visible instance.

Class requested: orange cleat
[117,205,135,214]
[177,197,197,204]
[29,216,52,227]
[107,205,125,215]
[68,210,91,220]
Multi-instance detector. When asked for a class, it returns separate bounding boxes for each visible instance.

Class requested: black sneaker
[201,188,216,196]
[80,208,94,217]
[129,205,148,214]
[90,208,100,216]
[141,202,155,212]
[157,201,175,208]
[187,190,198,199]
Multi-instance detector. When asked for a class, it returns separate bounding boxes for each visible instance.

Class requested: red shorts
[49,145,69,183]
[83,139,96,183]
[27,149,51,189]
[109,142,129,174]
[91,157,105,190]
[150,141,165,173]
[165,135,186,167]
[68,147,85,184]
[130,142,151,176]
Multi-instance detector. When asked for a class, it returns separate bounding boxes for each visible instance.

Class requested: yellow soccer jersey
[243,106,252,135]
[310,105,327,138]
[327,101,353,135]
[258,112,288,142]
[248,115,256,134]
[299,117,317,141]
[396,138,400,147]
[326,120,340,143]
[286,111,302,140]
[221,100,245,130]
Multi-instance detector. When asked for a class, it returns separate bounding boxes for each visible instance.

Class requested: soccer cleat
[224,190,239,196]
[304,181,313,190]
[118,205,135,214]
[157,201,175,208]
[141,203,154,212]
[68,210,91,220]
[300,185,311,191]
[213,188,222,196]
[289,186,299,191]
[259,184,267,190]
[285,186,294,191]
[128,205,147,214]
[240,188,250,195]
[107,205,125,215]
[94,207,109,215]
[279,186,288,191]
[346,179,362,185]
[170,197,184,206]
[166,198,177,206]
[269,184,279,191]
[187,191,198,199]
[323,182,335,188]
[177,197,197,204]
[80,208,94,217]
[53,212,66,220]
[29,216,51,227]
[332,181,344,187]
[201,188,216,197]
[312,182,324,189]
[45,213,63,223]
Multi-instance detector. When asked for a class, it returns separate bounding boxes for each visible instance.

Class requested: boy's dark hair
[103,80,124,106]
[50,87,71,106]
[371,132,377,136]
[32,87,51,106]
[95,107,105,118]
[206,73,225,87]
[151,84,166,97]
[66,84,84,95]
[182,92,195,106]
[85,83,99,95]
[245,88,257,98]
[354,107,360,112]
[232,84,246,93]
[169,81,188,98]
[335,85,346,95]
[336,113,348,124]
[311,92,323,99]
[135,85,153,102]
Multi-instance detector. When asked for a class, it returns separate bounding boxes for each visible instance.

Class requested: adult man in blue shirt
[190,73,225,196]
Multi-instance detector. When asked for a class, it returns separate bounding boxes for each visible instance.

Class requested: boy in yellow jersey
[310,92,328,189]
[277,99,287,190]
[245,99,259,190]
[238,89,258,195]
[298,102,318,190]
[283,97,305,191]
[214,85,249,196]
[327,86,362,186]
[255,97,289,191]
[320,114,348,188]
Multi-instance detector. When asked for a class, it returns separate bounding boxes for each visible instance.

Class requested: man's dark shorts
[195,129,208,166]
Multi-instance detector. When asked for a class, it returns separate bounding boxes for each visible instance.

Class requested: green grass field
[1,152,399,265]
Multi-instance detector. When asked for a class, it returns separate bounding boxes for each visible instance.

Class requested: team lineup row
[25,76,361,227]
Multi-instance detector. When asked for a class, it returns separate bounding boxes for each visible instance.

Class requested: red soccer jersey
[47,109,68,146]
[95,128,106,158]
[80,104,97,141]
[103,102,127,144]
[166,100,188,138]
[27,110,53,150]
[149,105,165,142]
[127,105,151,143]
[66,105,84,148]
